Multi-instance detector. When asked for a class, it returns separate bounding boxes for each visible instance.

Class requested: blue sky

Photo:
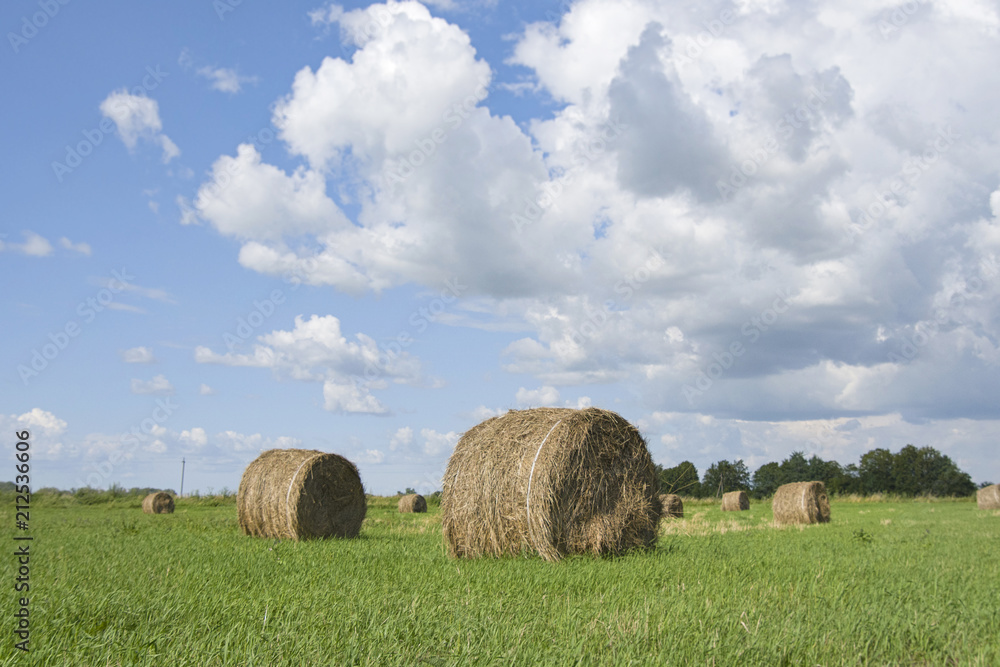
[3,0,999,495]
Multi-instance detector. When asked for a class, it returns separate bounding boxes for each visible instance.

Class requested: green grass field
[3,494,998,666]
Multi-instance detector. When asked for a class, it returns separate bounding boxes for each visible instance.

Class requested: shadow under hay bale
[721,490,750,511]
[659,493,683,518]
[772,481,831,525]
[237,448,366,540]
[441,407,660,562]
[398,493,427,513]
[978,483,1000,510]
[142,492,174,514]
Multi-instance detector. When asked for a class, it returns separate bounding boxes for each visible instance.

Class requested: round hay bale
[142,492,174,514]
[721,490,750,511]
[772,481,831,525]
[398,493,427,513]
[237,448,366,540]
[441,407,660,562]
[977,483,1000,510]
[658,493,683,518]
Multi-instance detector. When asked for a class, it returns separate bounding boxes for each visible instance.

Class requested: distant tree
[859,448,895,493]
[657,461,701,497]
[859,445,975,496]
[929,465,976,497]
[779,451,811,483]
[980,481,996,489]
[702,459,751,497]
[893,445,942,496]
[751,462,782,498]
[807,455,843,484]
[826,463,861,495]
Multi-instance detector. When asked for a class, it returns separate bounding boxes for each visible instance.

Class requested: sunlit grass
[1,494,997,665]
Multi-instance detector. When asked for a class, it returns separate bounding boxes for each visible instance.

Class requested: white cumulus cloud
[195,314,421,414]
[390,426,413,451]
[515,385,561,408]
[130,375,174,396]
[196,66,258,94]
[421,428,459,456]
[121,346,156,364]
[99,89,179,162]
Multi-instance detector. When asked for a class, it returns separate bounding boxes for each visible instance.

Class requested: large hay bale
[721,490,749,511]
[772,481,831,525]
[398,493,427,513]
[142,492,174,514]
[658,493,683,518]
[237,448,366,540]
[441,407,660,562]
[978,483,1000,510]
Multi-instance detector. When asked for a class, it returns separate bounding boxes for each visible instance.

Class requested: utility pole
[180,458,186,497]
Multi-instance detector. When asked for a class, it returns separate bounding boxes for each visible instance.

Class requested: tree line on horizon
[656,445,984,499]
[2,444,984,500]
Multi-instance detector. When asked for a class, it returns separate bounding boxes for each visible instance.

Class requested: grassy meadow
[2,493,998,666]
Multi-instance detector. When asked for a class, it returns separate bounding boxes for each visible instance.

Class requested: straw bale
[977,483,1000,510]
[441,407,660,561]
[658,493,684,518]
[721,490,749,511]
[398,493,427,513]
[772,481,831,525]
[142,491,174,514]
[237,448,366,540]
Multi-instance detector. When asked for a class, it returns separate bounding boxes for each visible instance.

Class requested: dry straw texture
[237,448,366,540]
[659,493,684,518]
[772,481,831,525]
[977,483,1000,510]
[441,407,660,562]
[142,492,174,514]
[721,490,750,511]
[398,493,427,513]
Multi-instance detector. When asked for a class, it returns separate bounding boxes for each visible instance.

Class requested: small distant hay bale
[721,490,750,511]
[772,481,831,525]
[658,493,683,518]
[978,483,1000,510]
[237,448,366,540]
[442,407,660,562]
[398,493,427,513]
[142,492,174,514]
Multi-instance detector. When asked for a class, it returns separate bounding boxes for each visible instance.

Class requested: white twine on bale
[525,420,563,525]
[285,453,322,536]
